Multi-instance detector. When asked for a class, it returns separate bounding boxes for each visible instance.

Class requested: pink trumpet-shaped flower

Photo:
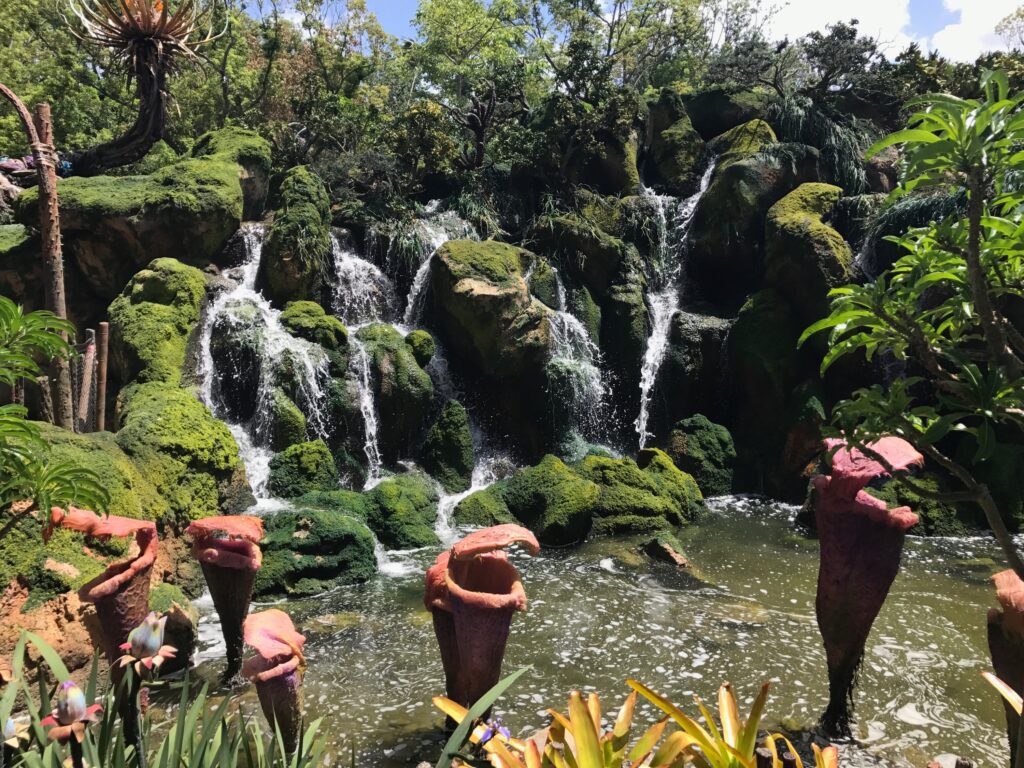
[40,681,102,744]
[813,437,922,736]
[989,569,1024,763]
[118,611,177,678]
[186,516,263,680]
[425,524,538,712]
[48,508,158,673]
[242,609,306,755]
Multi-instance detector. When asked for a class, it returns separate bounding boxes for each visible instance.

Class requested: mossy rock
[269,389,307,451]
[16,129,268,302]
[567,285,602,343]
[365,473,440,549]
[191,127,272,220]
[665,415,736,496]
[38,423,169,522]
[710,119,777,159]
[355,324,435,463]
[435,240,526,290]
[267,440,339,498]
[0,224,31,255]
[764,183,853,322]
[108,258,206,386]
[259,166,331,306]
[528,258,560,310]
[280,301,348,351]
[114,141,179,176]
[600,255,649,417]
[207,298,263,423]
[255,507,376,598]
[420,401,474,493]
[684,88,771,140]
[582,131,641,195]
[453,487,517,527]
[529,215,630,299]
[405,330,436,368]
[649,114,707,194]
[500,455,599,546]
[869,474,982,537]
[116,382,253,525]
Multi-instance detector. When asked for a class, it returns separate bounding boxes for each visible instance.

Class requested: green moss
[38,423,169,521]
[255,507,376,598]
[148,582,191,614]
[568,285,601,343]
[764,183,853,322]
[114,141,179,176]
[453,487,516,526]
[528,258,559,309]
[267,440,339,498]
[116,383,252,525]
[191,127,272,176]
[650,115,707,192]
[869,474,983,536]
[665,415,736,496]
[108,258,206,385]
[405,329,436,367]
[269,389,307,451]
[280,301,348,350]
[0,224,31,254]
[501,455,599,546]
[437,240,526,289]
[711,119,777,158]
[420,401,474,493]
[365,473,439,549]
[685,88,771,140]
[260,166,331,305]
[636,448,704,519]
[529,215,628,298]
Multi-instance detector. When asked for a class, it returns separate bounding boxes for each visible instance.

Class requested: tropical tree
[801,71,1024,577]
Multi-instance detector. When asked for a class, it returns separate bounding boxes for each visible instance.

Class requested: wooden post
[781,752,798,768]
[36,376,53,425]
[76,329,96,433]
[97,321,109,431]
[755,748,774,768]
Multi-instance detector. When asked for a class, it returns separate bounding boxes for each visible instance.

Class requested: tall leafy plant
[0,296,108,531]
[800,70,1024,576]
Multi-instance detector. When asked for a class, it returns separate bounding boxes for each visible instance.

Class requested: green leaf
[866,129,940,159]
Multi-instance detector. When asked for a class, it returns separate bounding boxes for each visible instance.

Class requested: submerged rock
[255,508,376,598]
[665,415,736,497]
[267,439,339,498]
[108,258,206,387]
[420,400,475,493]
[115,382,254,524]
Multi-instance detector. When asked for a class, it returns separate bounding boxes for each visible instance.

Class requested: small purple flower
[118,611,177,679]
[40,681,102,744]
[479,716,511,745]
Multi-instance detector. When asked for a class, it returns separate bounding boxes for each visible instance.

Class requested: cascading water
[543,268,610,450]
[331,231,398,326]
[350,338,384,488]
[635,160,717,448]
[433,456,513,546]
[197,223,332,501]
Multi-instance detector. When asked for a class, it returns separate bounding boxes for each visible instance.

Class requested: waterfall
[197,224,332,501]
[433,456,512,545]
[635,160,717,448]
[330,232,398,326]
[402,254,434,327]
[349,338,384,489]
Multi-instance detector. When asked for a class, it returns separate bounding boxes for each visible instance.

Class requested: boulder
[601,255,649,421]
[529,215,630,299]
[420,400,475,493]
[684,88,771,140]
[355,324,434,464]
[453,489,518,527]
[499,455,599,546]
[648,310,732,436]
[664,415,736,496]
[207,298,263,423]
[15,129,270,307]
[764,183,853,323]
[648,114,707,195]
[190,128,272,220]
[108,258,206,386]
[687,144,821,308]
[267,439,339,498]
[280,300,348,351]
[430,241,553,457]
[255,508,376,598]
[869,473,982,537]
[708,119,777,159]
[582,130,641,195]
[258,166,331,306]
[405,329,436,367]
[115,382,254,524]
[269,388,307,451]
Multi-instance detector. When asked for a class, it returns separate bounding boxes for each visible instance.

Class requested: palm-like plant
[62,0,223,175]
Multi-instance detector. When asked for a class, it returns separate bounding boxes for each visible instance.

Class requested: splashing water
[197,224,332,498]
[635,161,717,448]
[331,232,398,326]
[433,456,514,545]
[349,337,384,489]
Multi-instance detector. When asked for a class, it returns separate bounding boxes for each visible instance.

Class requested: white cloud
[763,0,1019,62]
[929,0,1018,61]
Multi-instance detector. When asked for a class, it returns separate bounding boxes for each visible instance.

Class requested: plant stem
[70,738,85,768]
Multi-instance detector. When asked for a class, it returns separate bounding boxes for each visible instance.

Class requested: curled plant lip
[241,609,306,681]
[822,437,924,502]
[185,516,264,571]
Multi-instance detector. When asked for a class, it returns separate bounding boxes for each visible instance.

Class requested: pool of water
[192,496,1011,767]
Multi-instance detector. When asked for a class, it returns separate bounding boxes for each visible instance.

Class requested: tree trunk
[69,43,169,176]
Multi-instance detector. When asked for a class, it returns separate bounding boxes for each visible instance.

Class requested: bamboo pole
[77,329,96,433]
[36,376,53,425]
[97,322,109,431]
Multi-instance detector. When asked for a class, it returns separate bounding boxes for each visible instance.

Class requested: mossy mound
[649,114,707,195]
[710,119,777,159]
[280,301,348,351]
[420,400,474,493]
[269,389,307,451]
[16,129,268,302]
[764,183,853,322]
[499,455,600,546]
[38,423,169,522]
[115,383,253,525]
[452,489,517,527]
[267,440,339,498]
[191,127,272,220]
[108,258,206,386]
[664,415,736,496]
[355,324,435,463]
[529,215,629,298]
[527,258,560,309]
[0,223,31,254]
[259,166,331,306]
[436,239,526,289]
[255,508,376,598]
[404,329,436,368]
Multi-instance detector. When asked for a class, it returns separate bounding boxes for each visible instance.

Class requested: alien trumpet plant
[46,507,158,675]
[243,609,306,755]
[186,515,263,681]
[425,524,540,711]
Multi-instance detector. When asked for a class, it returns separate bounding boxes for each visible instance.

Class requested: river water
[192,496,1010,767]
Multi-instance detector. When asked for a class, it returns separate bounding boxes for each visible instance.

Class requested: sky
[363,0,1021,61]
